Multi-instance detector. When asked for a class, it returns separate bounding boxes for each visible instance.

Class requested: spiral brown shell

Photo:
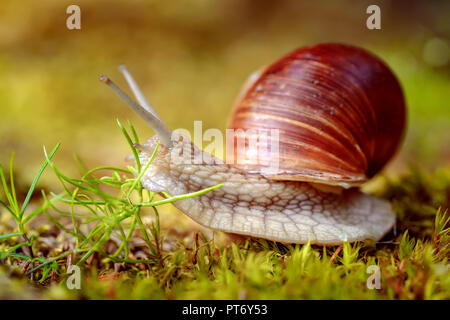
[228,43,406,188]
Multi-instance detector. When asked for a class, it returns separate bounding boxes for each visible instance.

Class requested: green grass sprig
[0,143,60,265]
[20,120,222,278]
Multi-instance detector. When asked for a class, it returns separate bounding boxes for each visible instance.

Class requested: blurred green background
[0,0,449,187]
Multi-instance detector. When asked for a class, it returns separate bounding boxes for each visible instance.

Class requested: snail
[101,43,406,245]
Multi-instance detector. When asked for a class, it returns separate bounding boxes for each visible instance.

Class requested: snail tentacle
[100,75,172,147]
[118,65,162,122]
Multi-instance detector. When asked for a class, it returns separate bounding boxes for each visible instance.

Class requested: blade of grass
[22,192,61,224]
[118,119,141,172]
[43,152,123,203]
[19,143,61,219]
[112,215,137,259]
[128,120,140,145]
[138,183,224,207]
[6,241,31,254]
[134,208,157,257]
[8,153,19,214]
[0,199,17,219]
[26,248,90,275]
[77,226,113,265]
[1,252,31,260]
[0,165,18,218]
[126,140,160,200]
[81,166,131,180]
[0,232,23,241]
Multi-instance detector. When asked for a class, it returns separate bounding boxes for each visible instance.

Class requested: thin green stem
[138,184,223,207]
[20,143,60,218]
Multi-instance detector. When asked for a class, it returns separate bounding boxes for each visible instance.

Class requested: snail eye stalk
[117,64,162,122]
[100,75,172,147]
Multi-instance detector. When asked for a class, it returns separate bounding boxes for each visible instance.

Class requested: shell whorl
[229,43,406,187]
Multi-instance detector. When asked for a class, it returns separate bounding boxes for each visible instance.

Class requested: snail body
[137,135,394,244]
[102,43,406,245]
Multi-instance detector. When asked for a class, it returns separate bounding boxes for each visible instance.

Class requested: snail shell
[229,43,406,188]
